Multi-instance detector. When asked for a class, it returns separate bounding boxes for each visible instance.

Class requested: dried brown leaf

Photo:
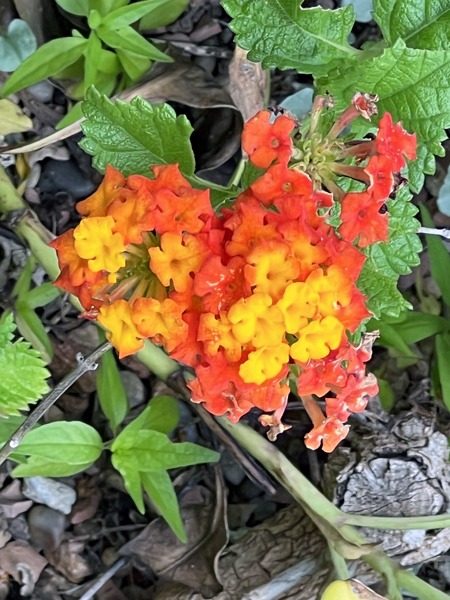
[228,47,268,122]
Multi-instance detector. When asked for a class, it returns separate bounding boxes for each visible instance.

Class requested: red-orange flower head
[48,97,413,453]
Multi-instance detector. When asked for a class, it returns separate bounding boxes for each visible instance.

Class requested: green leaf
[24,283,61,309]
[0,19,37,73]
[56,102,84,129]
[17,421,103,464]
[0,98,33,135]
[80,86,195,176]
[114,429,219,471]
[14,302,53,363]
[222,0,357,76]
[357,188,422,318]
[98,24,172,61]
[373,0,450,50]
[0,415,26,445]
[368,319,417,357]
[0,313,16,347]
[97,344,129,433]
[115,48,151,81]
[0,335,50,417]
[241,161,265,190]
[112,453,145,512]
[1,36,88,97]
[12,456,94,477]
[98,48,121,74]
[377,378,395,412]
[101,0,170,29]
[375,311,450,344]
[55,0,90,15]
[420,203,450,307]
[140,0,188,29]
[436,332,450,410]
[323,40,450,179]
[141,471,186,541]
[84,32,102,93]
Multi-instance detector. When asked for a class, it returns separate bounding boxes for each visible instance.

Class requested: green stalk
[396,569,450,600]
[137,340,178,382]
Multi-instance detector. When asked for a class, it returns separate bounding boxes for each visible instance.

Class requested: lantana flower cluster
[50,94,417,452]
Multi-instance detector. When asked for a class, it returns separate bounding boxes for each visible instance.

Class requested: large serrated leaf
[373,0,450,50]
[323,40,450,178]
[357,188,421,318]
[0,338,50,417]
[222,0,357,76]
[80,87,195,176]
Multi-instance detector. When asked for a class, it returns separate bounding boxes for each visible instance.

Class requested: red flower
[364,154,394,200]
[304,416,350,453]
[376,113,417,171]
[242,111,295,169]
[251,164,313,206]
[339,190,388,247]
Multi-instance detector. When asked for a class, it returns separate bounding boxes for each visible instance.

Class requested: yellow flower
[228,293,285,347]
[277,282,319,333]
[98,300,144,358]
[198,312,242,362]
[290,316,344,363]
[305,265,352,316]
[73,216,125,274]
[239,343,290,385]
[149,233,205,292]
[244,241,299,301]
[132,297,187,353]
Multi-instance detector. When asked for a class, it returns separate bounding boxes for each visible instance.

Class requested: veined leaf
[25,283,61,309]
[323,40,450,181]
[114,429,219,471]
[420,203,450,307]
[373,0,450,50]
[84,32,102,93]
[12,456,94,477]
[223,0,358,76]
[1,36,89,97]
[80,86,195,176]
[14,302,53,363]
[112,453,145,512]
[97,341,129,434]
[55,0,90,15]
[141,471,186,541]
[0,314,50,417]
[98,25,172,61]
[17,421,103,464]
[139,0,189,29]
[115,48,151,81]
[101,0,170,29]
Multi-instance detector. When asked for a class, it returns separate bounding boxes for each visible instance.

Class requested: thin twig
[418,226,450,240]
[64,558,128,599]
[0,341,112,466]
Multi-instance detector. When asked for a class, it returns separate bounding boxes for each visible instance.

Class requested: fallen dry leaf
[228,47,268,123]
[0,540,47,595]
[0,99,33,136]
[120,468,228,598]
[70,476,102,525]
[45,540,92,583]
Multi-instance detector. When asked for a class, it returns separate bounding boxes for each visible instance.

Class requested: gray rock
[22,478,76,515]
[26,81,54,103]
[38,159,96,202]
[28,505,66,552]
[220,450,246,486]
[119,371,145,408]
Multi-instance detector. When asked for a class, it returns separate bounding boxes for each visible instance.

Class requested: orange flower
[364,154,394,200]
[338,191,388,248]
[73,216,126,274]
[107,190,157,245]
[376,113,417,171]
[149,233,206,292]
[198,312,242,361]
[154,188,213,235]
[98,299,144,358]
[242,110,295,169]
[304,416,350,453]
[245,241,300,301]
[77,166,127,217]
[251,164,313,207]
[50,229,99,287]
[132,297,187,352]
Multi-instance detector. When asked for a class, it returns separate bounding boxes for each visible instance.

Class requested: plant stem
[340,513,450,530]
[228,158,246,187]
[137,340,178,381]
[396,569,450,600]
[328,543,350,580]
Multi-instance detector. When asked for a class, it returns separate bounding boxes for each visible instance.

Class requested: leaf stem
[396,569,450,600]
[328,543,350,580]
[228,158,246,188]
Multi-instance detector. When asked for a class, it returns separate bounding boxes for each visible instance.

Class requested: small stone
[251,498,278,523]
[193,55,217,73]
[220,451,246,486]
[26,81,54,103]
[38,159,96,202]
[119,371,145,408]
[28,506,66,552]
[22,478,76,515]
[237,478,262,500]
